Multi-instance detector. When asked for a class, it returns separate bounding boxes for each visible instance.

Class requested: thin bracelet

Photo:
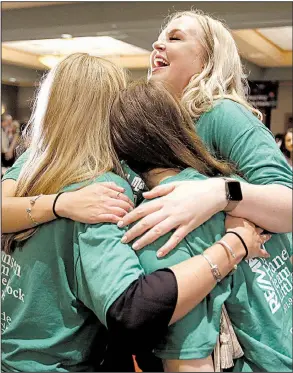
[53,192,65,219]
[26,194,43,226]
[218,239,236,258]
[201,253,222,282]
[225,231,248,259]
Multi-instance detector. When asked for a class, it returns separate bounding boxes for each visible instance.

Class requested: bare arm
[169,219,269,324]
[2,179,134,233]
[163,356,214,372]
[105,218,269,353]
[118,177,292,256]
[2,179,57,233]
[229,182,292,232]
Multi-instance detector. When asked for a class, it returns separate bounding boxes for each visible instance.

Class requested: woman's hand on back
[56,182,134,224]
[118,178,227,257]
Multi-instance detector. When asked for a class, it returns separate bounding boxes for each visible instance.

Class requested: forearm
[170,232,243,324]
[230,183,292,233]
[164,356,214,372]
[2,195,57,233]
[107,234,243,351]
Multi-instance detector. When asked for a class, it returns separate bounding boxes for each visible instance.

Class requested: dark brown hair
[110,80,234,179]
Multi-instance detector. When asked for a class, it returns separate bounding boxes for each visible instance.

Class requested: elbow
[107,308,162,352]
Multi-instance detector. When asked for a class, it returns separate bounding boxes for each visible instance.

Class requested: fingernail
[157,251,164,258]
[121,235,127,243]
[117,221,124,228]
[132,242,139,250]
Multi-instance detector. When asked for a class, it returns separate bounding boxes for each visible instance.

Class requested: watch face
[227,181,243,201]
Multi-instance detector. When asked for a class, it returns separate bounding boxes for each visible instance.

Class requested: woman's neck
[143,168,181,189]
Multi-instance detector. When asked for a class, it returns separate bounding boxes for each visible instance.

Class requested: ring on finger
[117,192,121,199]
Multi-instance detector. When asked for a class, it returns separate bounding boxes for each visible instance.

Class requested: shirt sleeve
[106,268,177,353]
[75,222,145,327]
[75,221,179,352]
[2,150,29,181]
[197,100,293,189]
[136,215,232,360]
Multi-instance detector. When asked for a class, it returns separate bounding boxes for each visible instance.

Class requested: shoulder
[64,171,134,202]
[196,99,271,142]
[96,172,134,202]
[203,99,262,125]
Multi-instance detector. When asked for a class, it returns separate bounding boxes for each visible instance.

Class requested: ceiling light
[61,34,73,39]
[248,53,264,59]
[2,105,5,114]
[39,55,64,69]
[9,77,16,82]
[257,26,292,51]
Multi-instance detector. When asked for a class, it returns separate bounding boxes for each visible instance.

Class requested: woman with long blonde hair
[117,9,292,257]
[3,9,291,260]
[1,53,267,372]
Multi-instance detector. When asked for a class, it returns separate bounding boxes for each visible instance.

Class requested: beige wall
[271,81,293,134]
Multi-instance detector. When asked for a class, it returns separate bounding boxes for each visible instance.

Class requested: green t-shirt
[196,99,293,189]
[2,166,144,372]
[136,168,292,372]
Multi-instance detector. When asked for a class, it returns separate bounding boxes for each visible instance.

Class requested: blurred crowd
[275,128,293,167]
[1,113,21,176]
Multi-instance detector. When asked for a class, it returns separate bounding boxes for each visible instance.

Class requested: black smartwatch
[222,178,243,212]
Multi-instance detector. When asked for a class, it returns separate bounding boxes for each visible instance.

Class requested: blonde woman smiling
[1,53,267,372]
[2,10,292,260]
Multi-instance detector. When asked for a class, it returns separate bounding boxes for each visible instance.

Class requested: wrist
[53,192,68,218]
[213,178,227,212]
[222,231,246,264]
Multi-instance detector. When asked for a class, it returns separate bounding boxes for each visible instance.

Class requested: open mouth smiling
[152,55,170,72]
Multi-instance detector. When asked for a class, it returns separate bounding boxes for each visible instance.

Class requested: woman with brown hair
[281,128,293,167]
[1,54,266,372]
[109,79,292,372]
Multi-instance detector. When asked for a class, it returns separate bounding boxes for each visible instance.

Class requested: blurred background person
[275,133,284,148]
[1,113,13,175]
[281,128,293,166]
[5,120,21,165]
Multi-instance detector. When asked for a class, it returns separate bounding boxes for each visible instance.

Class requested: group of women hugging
[1,9,292,373]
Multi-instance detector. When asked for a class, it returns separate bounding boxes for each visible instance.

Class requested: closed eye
[170,37,180,41]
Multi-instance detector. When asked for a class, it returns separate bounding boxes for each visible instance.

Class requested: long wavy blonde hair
[163,10,262,121]
[3,53,127,252]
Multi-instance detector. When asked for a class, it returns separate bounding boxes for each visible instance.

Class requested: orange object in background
[133,355,142,372]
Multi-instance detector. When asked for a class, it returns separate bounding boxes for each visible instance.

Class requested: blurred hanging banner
[248,80,279,109]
